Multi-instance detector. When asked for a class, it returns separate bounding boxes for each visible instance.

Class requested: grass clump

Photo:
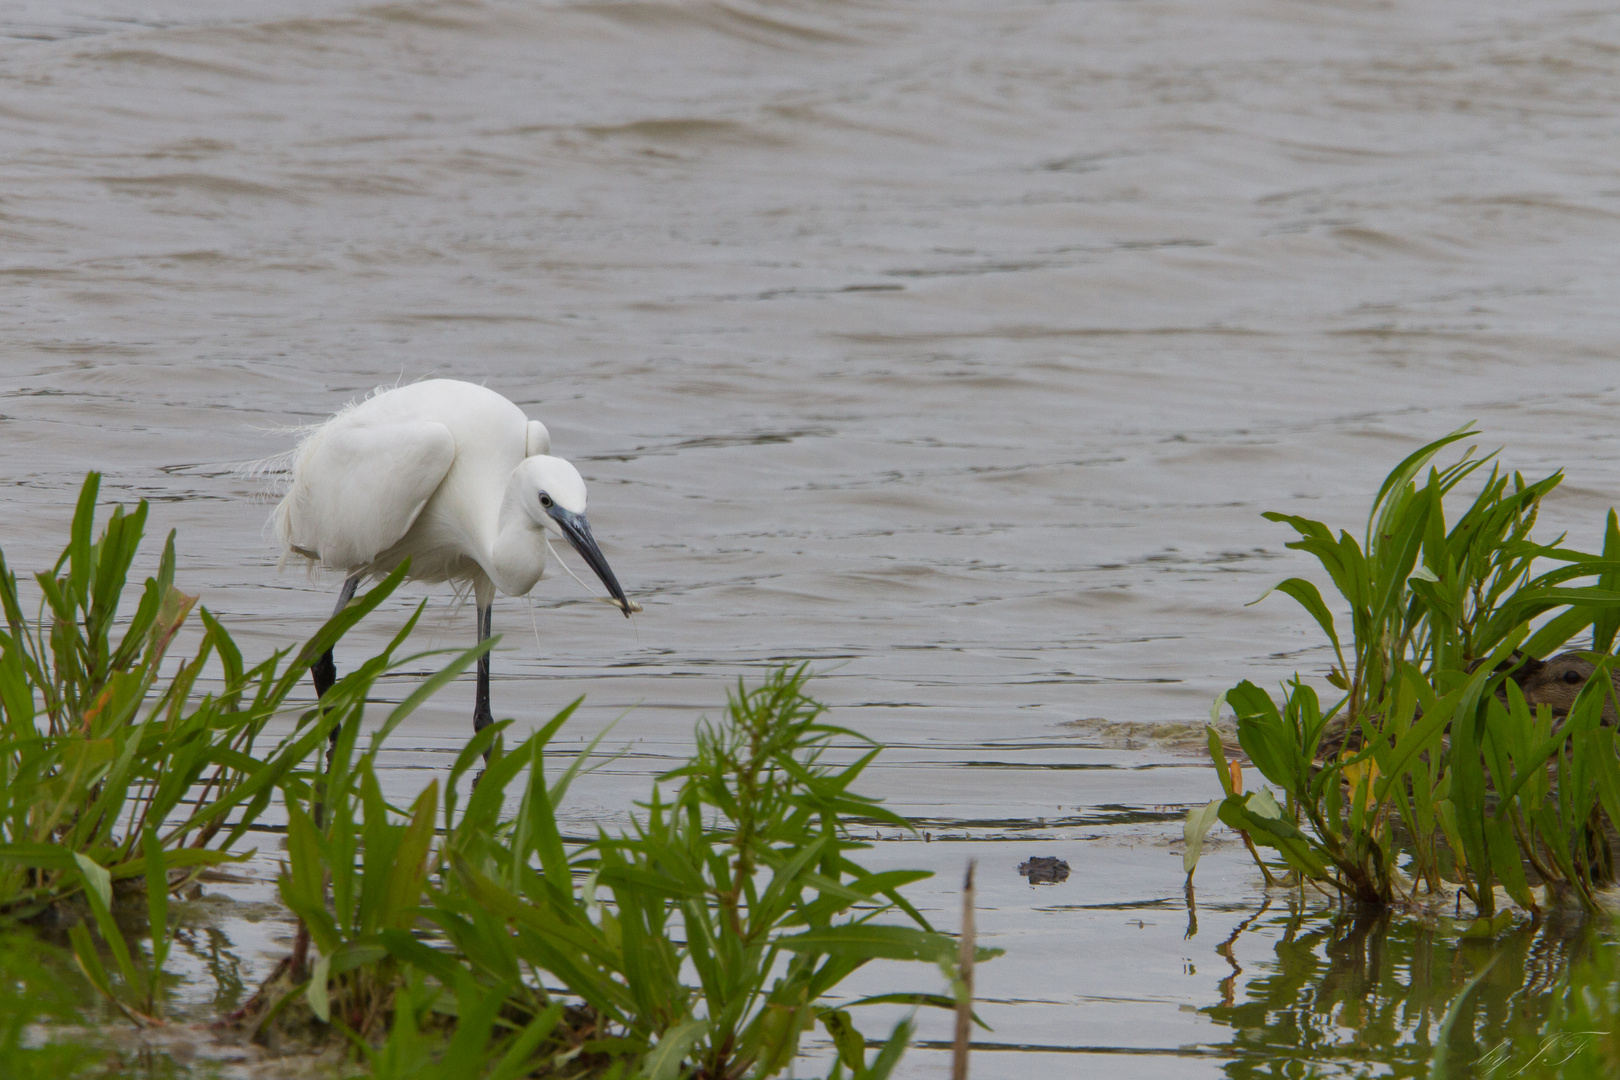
[1188,429,1620,917]
[0,473,429,1025]
[262,665,981,1078]
[0,474,412,918]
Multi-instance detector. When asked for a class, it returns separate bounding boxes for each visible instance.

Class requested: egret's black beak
[548,506,633,617]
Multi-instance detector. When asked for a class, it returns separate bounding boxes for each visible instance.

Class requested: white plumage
[273,378,632,735]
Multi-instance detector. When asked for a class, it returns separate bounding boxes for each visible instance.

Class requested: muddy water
[5,1,1620,1075]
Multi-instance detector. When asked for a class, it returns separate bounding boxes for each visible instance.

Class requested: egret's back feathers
[276,416,456,572]
[275,380,529,584]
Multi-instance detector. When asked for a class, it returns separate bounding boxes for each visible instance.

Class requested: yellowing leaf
[148,586,197,662]
[1340,754,1380,815]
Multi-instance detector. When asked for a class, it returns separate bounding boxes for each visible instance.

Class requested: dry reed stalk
[952,859,976,1080]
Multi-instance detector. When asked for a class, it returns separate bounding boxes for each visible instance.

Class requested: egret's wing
[278,419,456,570]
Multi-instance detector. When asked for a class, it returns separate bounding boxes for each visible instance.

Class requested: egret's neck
[486,483,548,597]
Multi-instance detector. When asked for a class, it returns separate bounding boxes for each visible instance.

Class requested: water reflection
[172,924,246,1016]
[1195,897,1604,1077]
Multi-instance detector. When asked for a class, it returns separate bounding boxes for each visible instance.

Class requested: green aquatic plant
[264,607,487,1041]
[0,473,414,917]
[65,826,175,1025]
[1189,431,1620,913]
[1474,664,1620,914]
[259,664,980,1078]
[0,472,438,1036]
[593,664,977,1079]
[0,476,969,1074]
[422,664,983,1078]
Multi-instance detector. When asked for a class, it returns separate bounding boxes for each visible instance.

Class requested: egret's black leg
[474,602,494,747]
[314,574,361,796]
[311,650,338,698]
[314,574,361,781]
[298,574,361,977]
[312,575,362,700]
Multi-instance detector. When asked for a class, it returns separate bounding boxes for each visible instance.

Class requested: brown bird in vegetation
[1307,650,1619,764]
[1512,651,1620,726]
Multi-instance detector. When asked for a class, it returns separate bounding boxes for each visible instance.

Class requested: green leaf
[0,843,81,872]
[1459,912,1516,941]
[73,852,112,913]
[67,472,100,609]
[820,1009,867,1072]
[1370,671,1456,808]
[1206,723,1235,798]
[110,847,243,882]
[281,802,340,955]
[1182,799,1223,878]
[327,942,387,976]
[142,827,169,995]
[1594,509,1620,652]
[1253,578,1344,660]
[860,1016,916,1080]
[380,929,466,988]
[68,921,115,1002]
[1592,730,1620,840]
[486,1002,565,1080]
[0,639,35,727]
[840,991,961,1012]
[1218,791,1329,879]
[778,924,991,965]
[434,975,504,1073]
[74,853,141,995]
[380,780,437,931]
[1369,426,1477,549]
[1227,681,1302,792]
[642,1015,705,1080]
[1521,605,1598,661]
[306,954,331,1024]
[1485,816,1536,913]
[374,639,491,749]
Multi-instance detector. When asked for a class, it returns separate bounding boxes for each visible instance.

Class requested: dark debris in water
[1018,855,1070,884]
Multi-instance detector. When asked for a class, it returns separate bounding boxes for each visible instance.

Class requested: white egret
[272,379,633,738]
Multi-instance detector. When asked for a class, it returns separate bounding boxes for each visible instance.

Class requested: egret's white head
[511,454,631,616]
[516,455,588,527]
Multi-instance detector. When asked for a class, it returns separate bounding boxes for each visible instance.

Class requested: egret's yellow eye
[540,493,554,509]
